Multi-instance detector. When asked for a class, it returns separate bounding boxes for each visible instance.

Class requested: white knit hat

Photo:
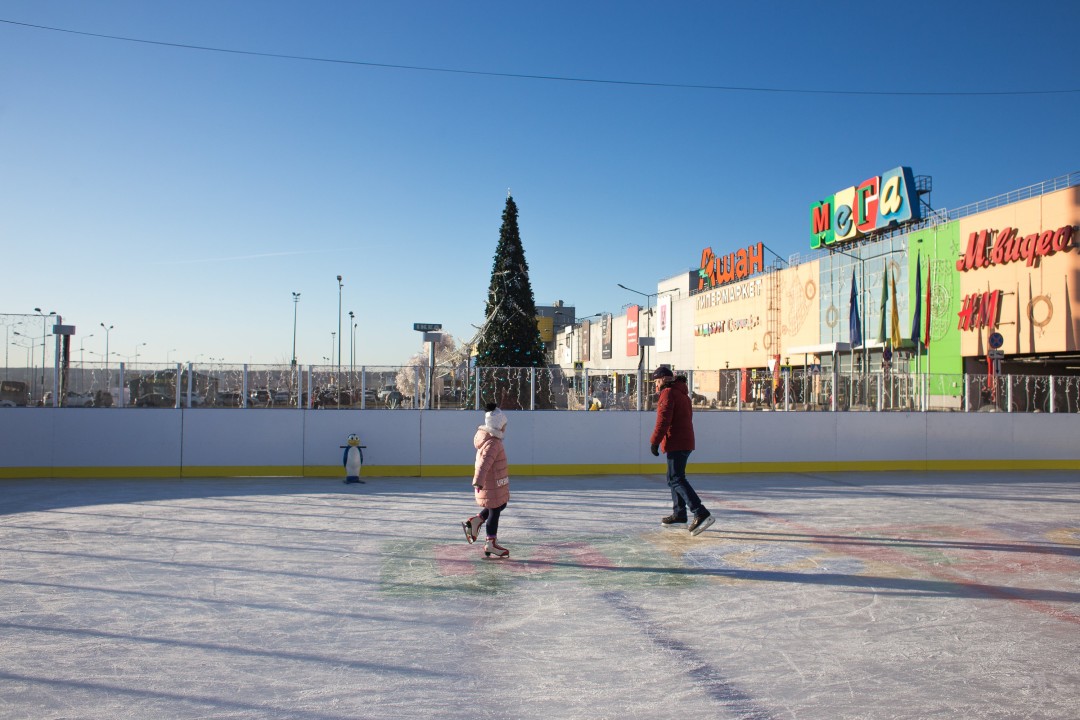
[480,407,508,438]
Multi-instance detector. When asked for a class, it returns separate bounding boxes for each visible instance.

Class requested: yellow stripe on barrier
[2,459,1079,480]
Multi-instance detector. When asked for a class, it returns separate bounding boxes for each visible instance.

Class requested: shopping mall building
[550,168,1080,410]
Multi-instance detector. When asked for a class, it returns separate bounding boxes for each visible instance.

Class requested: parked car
[134,393,175,408]
[63,391,95,408]
[377,385,398,403]
[216,391,244,407]
[0,380,29,407]
[249,388,273,406]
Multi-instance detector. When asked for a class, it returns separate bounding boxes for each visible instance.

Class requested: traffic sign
[413,323,442,332]
[988,332,1004,349]
[988,348,1005,359]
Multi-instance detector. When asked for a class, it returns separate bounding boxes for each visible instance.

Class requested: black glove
[650,444,660,457]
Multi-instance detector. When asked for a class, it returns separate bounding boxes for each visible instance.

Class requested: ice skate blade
[484,551,510,559]
[461,522,477,544]
[689,515,715,536]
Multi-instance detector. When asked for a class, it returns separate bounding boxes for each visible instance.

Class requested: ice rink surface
[0,471,1077,720]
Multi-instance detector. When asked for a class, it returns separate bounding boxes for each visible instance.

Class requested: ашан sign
[698,242,764,290]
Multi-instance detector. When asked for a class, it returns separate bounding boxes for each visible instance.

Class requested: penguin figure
[341,434,365,484]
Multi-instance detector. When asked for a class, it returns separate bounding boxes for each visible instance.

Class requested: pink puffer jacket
[472,429,509,508]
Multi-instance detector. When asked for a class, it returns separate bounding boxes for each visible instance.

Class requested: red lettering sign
[957,225,1075,271]
[957,290,1001,331]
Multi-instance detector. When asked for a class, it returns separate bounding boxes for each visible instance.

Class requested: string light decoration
[472,195,551,408]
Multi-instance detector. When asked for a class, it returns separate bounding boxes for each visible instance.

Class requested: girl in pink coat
[461,403,511,558]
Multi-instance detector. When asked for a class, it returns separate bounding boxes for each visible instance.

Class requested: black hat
[650,365,674,380]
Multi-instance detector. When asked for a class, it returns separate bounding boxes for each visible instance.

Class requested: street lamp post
[12,332,39,399]
[133,342,147,366]
[348,311,355,378]
[12,337,35,395]
[34,308,55,402]
[336,275,343,377]
[617,284,658,372]
[291,292,301,366]
[100,323,114,398]
[4,320,23,381]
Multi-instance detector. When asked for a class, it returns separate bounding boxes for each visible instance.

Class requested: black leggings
[479,503,507,538]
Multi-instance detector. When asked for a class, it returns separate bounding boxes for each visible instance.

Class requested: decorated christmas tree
[475,194,545,368]
[473,194,551,408]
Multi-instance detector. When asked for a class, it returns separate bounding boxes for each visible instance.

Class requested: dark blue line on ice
[601,591,776,720]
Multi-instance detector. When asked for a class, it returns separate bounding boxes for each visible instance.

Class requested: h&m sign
[810,166,920,249]
[957,290,1001,331]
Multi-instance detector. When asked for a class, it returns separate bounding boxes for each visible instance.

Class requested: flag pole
[924,254,933,411]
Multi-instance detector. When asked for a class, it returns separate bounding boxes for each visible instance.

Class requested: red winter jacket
[650,376,695,453]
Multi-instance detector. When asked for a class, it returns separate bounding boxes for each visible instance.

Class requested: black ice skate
[688,512,715,536]
[661,513,688,527]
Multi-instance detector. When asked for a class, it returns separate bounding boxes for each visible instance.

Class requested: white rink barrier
[0,408,1077,478]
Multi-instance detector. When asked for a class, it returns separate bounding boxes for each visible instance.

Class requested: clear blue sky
[2,1,1077,366]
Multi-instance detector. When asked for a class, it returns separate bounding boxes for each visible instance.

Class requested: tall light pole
[330,332,336,371]
[336,275,343,377]
[348,311,355,377]
[291,292,301,367]
[12,332,38,398]
[133,342,147,366]
[4,320,23,381]
[100,323,114,395]
[12,336,35,394]
[617,284,658,372]
[34,308,55,401]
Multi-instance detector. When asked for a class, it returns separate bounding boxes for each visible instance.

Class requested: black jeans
[666,450,706,517]
[479,503,507,537]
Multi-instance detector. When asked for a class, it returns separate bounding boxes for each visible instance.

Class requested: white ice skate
[483,537,509,558]
[461,516,483,544]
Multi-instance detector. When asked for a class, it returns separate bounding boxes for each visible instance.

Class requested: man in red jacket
[649,365,714,536]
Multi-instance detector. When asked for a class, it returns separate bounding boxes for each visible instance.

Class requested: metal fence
[2,361,1079,413]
